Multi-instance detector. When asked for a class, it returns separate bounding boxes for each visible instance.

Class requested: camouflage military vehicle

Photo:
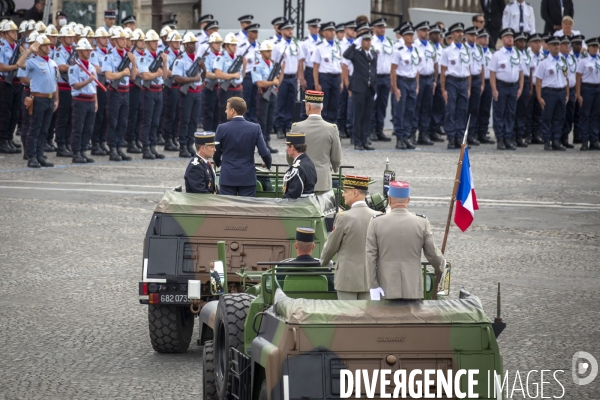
[199,262,507,400]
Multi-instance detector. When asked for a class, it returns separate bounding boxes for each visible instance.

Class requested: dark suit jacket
[343,44,377,94]
[214,117,272,187]
[541,0,574,34]
[480,0,506,30]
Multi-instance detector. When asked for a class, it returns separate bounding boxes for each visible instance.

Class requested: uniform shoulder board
[316,41,323,46]
[414,213,427,218]
[372,213,384,219]
[398,46,404,51]
[292,159,301,168]
[303,36,308,41]
[239,42,247,47]
[201,40,208,44]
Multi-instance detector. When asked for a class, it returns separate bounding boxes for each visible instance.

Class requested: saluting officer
[311,21,342,124]
[535,35,568,151]
[68,38,97,164]
[252,40,281,153]
[53,25,77,157]
[464,26,485,146]
[17,31,39,156]
[412,21,437,146]
[560,35,580,149]
[391,23,420,150]
[90,26,110,156]
[240,23,260,123]
[184,131,218,194]
[369,18,393,142]
[272,19,303,137]
[513,31,533,147]
[440,23,471,149]
[299,18,322,114]
[476,29,496,145]
[575,36,600,150]
[214,33,244,124]
[173,32,206,157]
[489,28,524,151]
[102,26,137,161]
[283,133,317,199]
[125,29,145,155]
[502,0,536,34]
[162,30,183,152]
[320,175,380,300]
[0,20,24,154]
[201,32,223,133]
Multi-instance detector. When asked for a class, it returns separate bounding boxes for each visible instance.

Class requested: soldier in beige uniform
[288,90,342,194]
[366,181,445,300]
[320,176,380,300]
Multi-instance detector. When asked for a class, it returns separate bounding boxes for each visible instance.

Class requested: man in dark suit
[541,0,574,34]
[343,25,377,150]
[213,97,272,197]
[480,0,506,45]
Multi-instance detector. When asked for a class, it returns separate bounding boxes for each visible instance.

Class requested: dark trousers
[127,85,142,142]
[370,75,390,132]
[26,97,54,158]
[219,86,242,124]
[412,74,434,134]
[526,85,543,138]
[346,92,355,136]
[540,87,567,142]
[579,83,600,144]
[353,87,375,147]
[467,75,482,139]
[139,89,163,147]
[573,100,581,141]
[242,73,258,123]
[338,87,349,131]
[55,89,72,145]
[430,76,446,132]
[202,87,220,132]
[443,77,469,139]
[20,87,31,151]
[320,73,341,123]
[70,98,95,153]
[178,90,202,147]
[492,81,519,140]
[257,92,276,144]
[514,77,531,140]
[105,89,129,148]
[0,82,22,141]
[300,66,314,120]
[275,76,297,132]
[220,185,256,197]
[92,88,107,143]
[392,77,417,140]
[562,87,576,143]
[161,87,180,140]
[477,79,492,138]
[47,110,57,144]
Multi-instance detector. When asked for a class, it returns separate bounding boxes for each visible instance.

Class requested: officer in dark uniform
[283,133,317,199]
[184,131,218,194]
[291,227,319,262]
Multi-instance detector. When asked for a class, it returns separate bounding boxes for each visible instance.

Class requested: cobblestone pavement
[0,133,599,399]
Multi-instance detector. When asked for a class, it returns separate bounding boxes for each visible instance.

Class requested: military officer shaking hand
[184,131,218,194]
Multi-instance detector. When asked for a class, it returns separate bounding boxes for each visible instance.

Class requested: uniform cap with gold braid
[295,227,315,242]
[304,90,324,103]
[343,175,370,189]
[286,133,306,145]
[194,131,216,146]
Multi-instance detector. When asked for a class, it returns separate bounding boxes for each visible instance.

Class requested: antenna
[495,282,502,323]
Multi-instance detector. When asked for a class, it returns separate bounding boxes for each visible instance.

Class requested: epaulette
[372,214,384,219]
[239,42,247,47]
[398,46,404,51]
[200,40,208,44]
[414,213,426,218]
[303,36,308,41]
[316,42,323,46]
[292,159,301,168]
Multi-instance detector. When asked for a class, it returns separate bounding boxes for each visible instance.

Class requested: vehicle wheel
[258,379,268,400]
[203,340,218,400]
[214,293,256,400]
[148,304,194,353]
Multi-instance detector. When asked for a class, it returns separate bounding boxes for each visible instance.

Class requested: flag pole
[441,116,470,255]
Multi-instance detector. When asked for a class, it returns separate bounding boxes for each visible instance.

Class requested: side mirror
[209,260,225,295]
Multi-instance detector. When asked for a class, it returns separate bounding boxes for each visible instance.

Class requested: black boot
[544,141,553,151]
[27,157,40,168]
[91,143,107,156]
[56,144,73,157]
[37,156,54,167]
[430,131,444,142]
[377,131,392,142]
[99,142,110,154]
[552,140,566,151]
[46,139,57,151]
[455,136,463,148]
[437,126,446,136]
[136,140,143,149]
[72,151,87,163]
[157,134,165,145]
[164,138,179,151]
[119,139,128,148]
[505,138,516,150]
[467,137,480,146]
[150,146,165,159]
[580,142,589,151]
[187,143,196,156]
[109,147,122,161]
[447,137,456,149]
[23,153,28,160]
[479,134,495,144]
[127,141,142,154]
[11,139,22,149]
[43,142,54,152]
[516,137,528,147]
[82,151,94,163]
[497,139,506,150]
[66,143,72,153]
[117,147,132,161]
[0,140,16,154]
[266,144,279,154]
[562,140,574,149]
[395,138,407,150]
[531,135,544,144]
[179,147,191,158]
[590,141,600,150]
[7,140,22,153]
[142,145,156,159]
[418,131,434,145]
[404,137,416,149]
[277,131,285,139]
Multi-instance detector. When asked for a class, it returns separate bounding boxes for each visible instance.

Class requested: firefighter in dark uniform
[125,28,145,154]
[283,133,317,199]
[90,26,111,155]
[184,131,218,194]
[161,30,183,152]
[0,21,24,154]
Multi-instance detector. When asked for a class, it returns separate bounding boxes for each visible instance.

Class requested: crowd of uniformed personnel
[1,10,599,170]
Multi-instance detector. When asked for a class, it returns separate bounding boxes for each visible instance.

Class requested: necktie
[519,4,524,32]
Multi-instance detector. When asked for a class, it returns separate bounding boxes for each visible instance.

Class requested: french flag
[454,147,479,232]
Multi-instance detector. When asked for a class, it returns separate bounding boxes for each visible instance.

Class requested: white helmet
[27,31,39,43]
[68,22,77,27]
[36,33,51,45]
[81,26,95,38]
[223,32,238,45]
[208,32,223,43]
[259,41,273,51]
[76,23,84,32]
[72,24,83,36]
[35,21,47,33]
[108,26,115,36]
[18,20,29,33]
[111,26,128,39]
[159,26,172,38]
[45,24,59,37]
[166,31,182,42]
[182,31,198,44]
[59,26,76,37]
[145,29,160,41]
[95,26,110,38]
[130,28,145,41]
[123,27,133,38]
[3,20,18,32]
[75,38,93,50]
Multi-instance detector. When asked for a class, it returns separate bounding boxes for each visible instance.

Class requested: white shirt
[466,42,485,76]
[482,47,493,79]
[339,37,355,76]
[432,42,444,74]
[300,34,322,68]
[393,38,405,51]
[502,0,536,34]
[519,48,533,77]
[311,40,342,74]
[414,38,436,75]
[272,37,304,74]
[561,52,578,88]
[351,200,367,208]
[371,34,394,75]
[235,30,249,48]
[577,54,600,84]
[242,41,260,73]
[440,43,471,78]
[529,48,545,82]
[391,45,419,78]
[489,47,522,83]
[195,40,210,59]
[535,55,568,88]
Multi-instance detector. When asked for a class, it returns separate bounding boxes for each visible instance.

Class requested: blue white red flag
[454,147,479,232]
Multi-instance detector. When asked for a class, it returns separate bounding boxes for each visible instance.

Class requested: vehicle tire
[214,293,256,400]
[148,304,194,353]
[258,379,268,400]
[203,340,218,400]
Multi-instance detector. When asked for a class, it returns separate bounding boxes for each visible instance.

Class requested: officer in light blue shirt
[252,40,281,151]
[162,30,183,151]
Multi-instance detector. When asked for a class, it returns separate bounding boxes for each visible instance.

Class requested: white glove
[370,287,385,301]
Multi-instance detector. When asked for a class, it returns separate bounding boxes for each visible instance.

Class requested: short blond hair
[562,16,574,25]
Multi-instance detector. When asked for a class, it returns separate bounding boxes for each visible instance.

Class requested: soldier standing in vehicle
[184,131,218,194]
[252,40,281,153]
[320,176,380,300]
[366,181,445,300]
[283,133,317,199]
